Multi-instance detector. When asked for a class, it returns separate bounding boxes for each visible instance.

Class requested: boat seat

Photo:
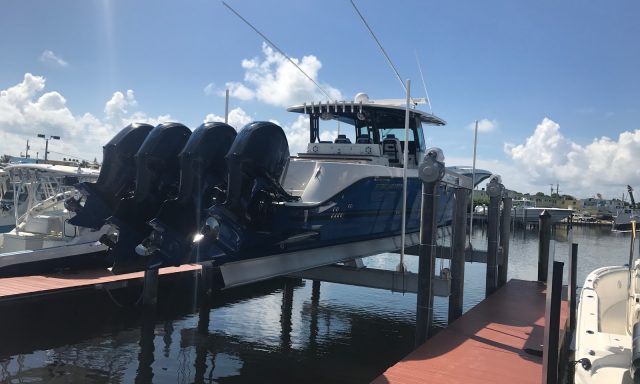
[356,135,373,144]
[382,134,403,166]
[334,134,351,144]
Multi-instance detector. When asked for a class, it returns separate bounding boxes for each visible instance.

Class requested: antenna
[350,0,415,103]
[221,1,333,101]
[414,50,433,114]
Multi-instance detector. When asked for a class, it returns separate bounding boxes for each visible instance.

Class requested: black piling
[142,268,159,307]
[542,260,564,384]
[569,243,578,334]
[498,197,512,288]
[415,149,445,347]
[538,211,552,282]
[485,177,503,298]
[448,187,468,323]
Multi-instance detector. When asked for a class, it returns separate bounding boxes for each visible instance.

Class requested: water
[0,225,634,383]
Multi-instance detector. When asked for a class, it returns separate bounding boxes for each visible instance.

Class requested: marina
[0,90,635,384]
[0,1,638,383]
[0,224,629,383]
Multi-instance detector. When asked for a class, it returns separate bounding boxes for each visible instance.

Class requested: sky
[0,0,639,199]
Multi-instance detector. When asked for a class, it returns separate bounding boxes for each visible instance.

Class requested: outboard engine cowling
[137,122,237,269]
[105,122,191,274]
[199,121,297,256]
[225,121,292,215]
[66,123,154,229]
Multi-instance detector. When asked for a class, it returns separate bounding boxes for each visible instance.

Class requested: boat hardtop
[283,93,453,176]
[5,163,100,179]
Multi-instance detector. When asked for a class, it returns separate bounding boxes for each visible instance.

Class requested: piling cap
[418,147,445,183]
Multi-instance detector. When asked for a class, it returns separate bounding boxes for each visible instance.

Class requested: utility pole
[37,134,61,164]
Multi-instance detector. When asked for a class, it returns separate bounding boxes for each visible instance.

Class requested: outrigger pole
[399,80,411,273]
[221,1,333,102]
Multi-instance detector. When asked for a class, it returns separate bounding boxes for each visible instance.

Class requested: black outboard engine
[66,123,154,229]
[199,121,297,257]
[105,122,191,274]
[136,122,237,269]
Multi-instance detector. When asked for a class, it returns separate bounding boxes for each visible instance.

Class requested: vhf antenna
[414,50,433,114]
[221,1,334,101]
[350,0,416,105]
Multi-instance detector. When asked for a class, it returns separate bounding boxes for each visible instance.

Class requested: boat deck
[0,264,202,303]
[372,279,568,384]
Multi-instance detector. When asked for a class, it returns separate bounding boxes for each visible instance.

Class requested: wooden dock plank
[372,279,568,384]
[0,264,202,301]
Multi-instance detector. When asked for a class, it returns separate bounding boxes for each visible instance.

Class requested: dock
[0,264,202,303]
[372,279,568,384]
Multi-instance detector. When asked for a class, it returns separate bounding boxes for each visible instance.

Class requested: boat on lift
[613,186,640,231]
[574,222,640,384]
[511,198,573,226]
[0,163,106,276]
[0,169,28,233]
[133,93,491,284]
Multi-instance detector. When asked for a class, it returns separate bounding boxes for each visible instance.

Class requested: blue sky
[1,0,639,198]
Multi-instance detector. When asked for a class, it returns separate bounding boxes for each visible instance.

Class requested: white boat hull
[574,264,638,383]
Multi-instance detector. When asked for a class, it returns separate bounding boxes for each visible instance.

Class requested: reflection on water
[0,224,633,383]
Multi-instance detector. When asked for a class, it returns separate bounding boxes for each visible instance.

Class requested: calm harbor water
[0,225,635,383]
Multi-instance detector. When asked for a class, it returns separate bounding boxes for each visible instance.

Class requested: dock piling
[569,243,578,334]
[415,149,445,347]
[448,187,468,323]
[142,268,159,307]
[538,211,552,282]
[485,176,503,297]
[542,260,564,384]
[498,197,512,288]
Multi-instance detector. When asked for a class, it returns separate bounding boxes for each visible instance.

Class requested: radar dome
[354,93,369,103]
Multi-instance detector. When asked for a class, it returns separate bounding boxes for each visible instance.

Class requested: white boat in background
[0,163,109,276]
[0,168,28,233]
[511,198,573,225]
[574,226,640,383]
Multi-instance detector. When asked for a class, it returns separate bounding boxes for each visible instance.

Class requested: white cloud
[104,89,137,120]
[226,43,342,107]
[0,73,170,163]
[466,118,497,133]
[504,117,640,198]
[39,50,69,68]
[204,107,253,130]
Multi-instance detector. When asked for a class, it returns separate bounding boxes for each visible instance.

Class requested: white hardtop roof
[4,163,100,178]
[287,93,446,126]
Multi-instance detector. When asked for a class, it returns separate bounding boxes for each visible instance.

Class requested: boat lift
[210,150,509,311]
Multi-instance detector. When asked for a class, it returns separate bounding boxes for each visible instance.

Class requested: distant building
[578,198,625,217]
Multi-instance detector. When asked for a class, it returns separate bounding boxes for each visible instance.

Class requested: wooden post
[538,211,552,282]
[498,197,512,287]
[449,188,468,323]
[542,261,564,384]
[415,149,445,347]
[485,177,503,297]
[569,243,578,334]
[143,268,159,307]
